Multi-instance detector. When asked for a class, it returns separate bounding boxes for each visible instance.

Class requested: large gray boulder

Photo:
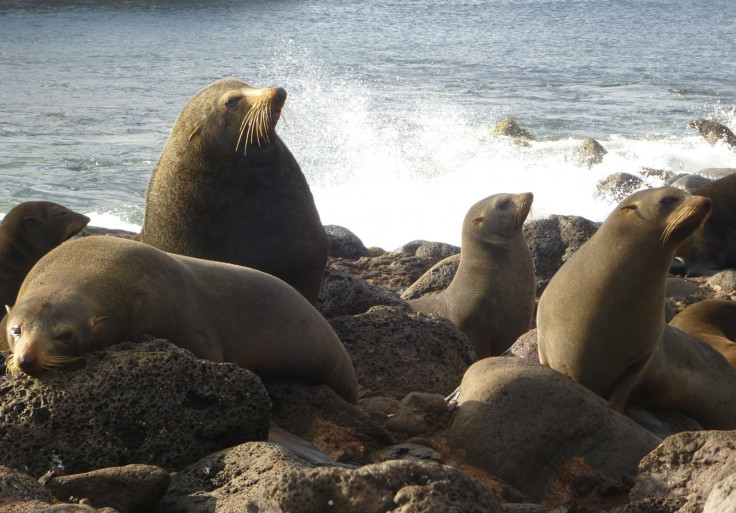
[0,339,271,477]
[447,357,661,503]
[317,266,408,319]
[246,458,503,513]
[522,215,599,294]
[629,430,736,513]
[329,306,476,399]
[160,442,317,513]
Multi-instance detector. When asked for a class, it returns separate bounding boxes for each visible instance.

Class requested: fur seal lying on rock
[3,235,357,403]
[406,193,536,358]
[0,201,89,312]
[139,78,329,305]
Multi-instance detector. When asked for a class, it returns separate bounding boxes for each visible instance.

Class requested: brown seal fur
[688,118,736,149]
[3,235,357,403]
[407,192,536,359]
[670,299,736,368]
[537,188,715,410]
[673,172,736,276]
[138,78,329,305]
[0,201,89,310]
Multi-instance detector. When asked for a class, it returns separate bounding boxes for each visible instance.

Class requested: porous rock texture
[317,266,408,319]
[327,253,439,293]
[329,305,476,400]
[521,215,599,295]
[160,442,316,512]
[629,430,736,513]
[325,224,372,259]
[0,465,52,506]
[400,253,460,300]
[447,357,661,505]
[0,339,270,477]
[44,464,170,513]
[246,458,504,513]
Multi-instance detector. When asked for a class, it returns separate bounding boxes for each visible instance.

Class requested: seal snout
[270,87,287,110]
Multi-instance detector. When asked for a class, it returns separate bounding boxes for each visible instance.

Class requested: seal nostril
[17,355,34,373]
[273,87,287,105]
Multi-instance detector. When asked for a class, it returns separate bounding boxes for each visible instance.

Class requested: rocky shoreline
[2,201,736,512]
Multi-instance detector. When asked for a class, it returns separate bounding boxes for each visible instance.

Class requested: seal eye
[660,196,679,208]
[224,97,242,109]
[55,330,73,345]
[9,325,21,340]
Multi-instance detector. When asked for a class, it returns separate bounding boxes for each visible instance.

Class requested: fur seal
[670,299,736,368]
[537,187,714,411]
[688,119,736,149]
[3,235,357,403]
[139,78,329,305]
[673,172,736,276]
[0,201,89,310]
[406,192,536,359]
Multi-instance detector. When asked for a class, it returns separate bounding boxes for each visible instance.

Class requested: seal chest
[139,78,329,305]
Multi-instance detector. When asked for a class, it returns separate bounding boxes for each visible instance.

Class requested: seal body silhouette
[139,78,329,304]
[407,192,536,358]
[673,172,736,276]
[537,187,712,410]
[670,299,736,368]
[0,201,89,310]
[4,236,357,403]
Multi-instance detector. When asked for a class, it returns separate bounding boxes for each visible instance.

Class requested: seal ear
[472,217,484,227]
[188,124,203,142]
[5,305,10,314]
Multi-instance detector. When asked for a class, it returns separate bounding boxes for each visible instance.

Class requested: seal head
[0,201,89,310]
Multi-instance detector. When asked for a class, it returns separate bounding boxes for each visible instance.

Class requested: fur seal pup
[688,119,736,149]
[3,235,357,403]
[0,201,89,310]
[673,172,736,276]
[670,299,736,368]
[537,187,713,411]
[139,78,329,305]
[407,192,536,358]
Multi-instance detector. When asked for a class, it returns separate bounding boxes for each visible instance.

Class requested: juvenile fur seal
[139,78,329,305]
[537,187,714,411]
[3,236,357,403]
[670,299,736,368]
[688,119,736,149]
[407,192,536,359]
[673,172,736,276]
[0,201,89,310]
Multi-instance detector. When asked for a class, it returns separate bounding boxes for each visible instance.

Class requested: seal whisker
[5,354,19,376]
[661,205,696,245]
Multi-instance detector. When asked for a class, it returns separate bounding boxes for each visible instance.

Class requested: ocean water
[1,0,735,248]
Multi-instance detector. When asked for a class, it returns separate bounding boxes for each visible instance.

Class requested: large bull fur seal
[139,78,329,305]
